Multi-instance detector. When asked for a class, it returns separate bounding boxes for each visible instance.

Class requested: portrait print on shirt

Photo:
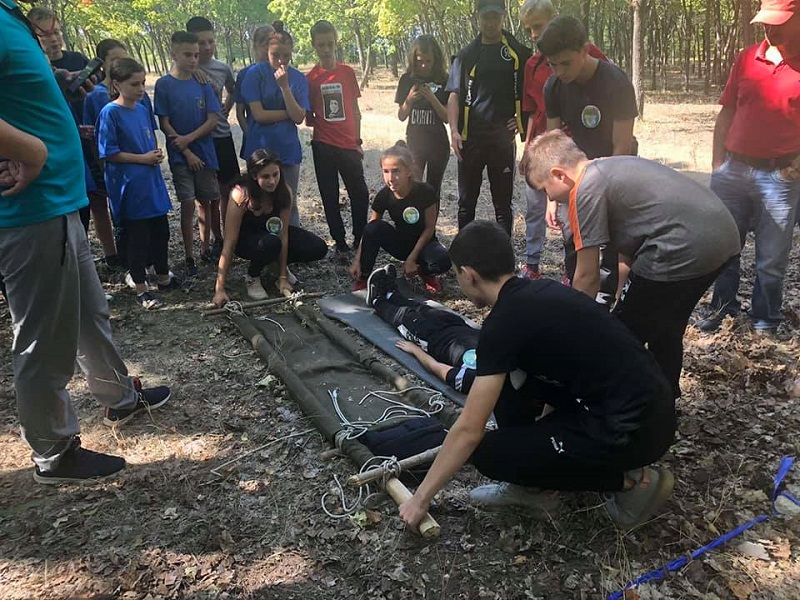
[321,83,345,122]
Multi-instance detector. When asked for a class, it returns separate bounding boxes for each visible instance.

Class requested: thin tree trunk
[631,0,645,118]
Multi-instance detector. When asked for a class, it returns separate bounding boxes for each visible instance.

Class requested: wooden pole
[384,478,440,539]
[347,446,442,487]
[202,292,323,317]
[228,312,441,538]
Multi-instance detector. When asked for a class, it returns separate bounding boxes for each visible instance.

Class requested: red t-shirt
[522,44,608,137]
[306,63,361,150]
[720,41,800,158]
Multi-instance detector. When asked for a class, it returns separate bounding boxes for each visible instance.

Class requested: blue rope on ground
[607,456,799,600]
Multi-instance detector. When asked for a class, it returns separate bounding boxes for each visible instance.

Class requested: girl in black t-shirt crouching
[395,35,450,204]
[213,150,327,306]
[349,142,451,294]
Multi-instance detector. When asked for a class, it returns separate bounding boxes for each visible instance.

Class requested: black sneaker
[103,377,171,426]
[366,264,398,307]
[185,258,198,278]
[137,291,163,310]
[104,254,123,272]
[334,240,351,254]
[33,437,126,485]
[695,312,727,332]
[157,275,184,292]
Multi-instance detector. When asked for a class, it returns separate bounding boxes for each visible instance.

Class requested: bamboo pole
[384,478,440,539]
[202,292,323,317]
[347,445,442,487]
[228,312,440,538]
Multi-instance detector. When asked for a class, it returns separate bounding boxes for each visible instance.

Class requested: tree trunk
[740,0,754,48]
[631,0,645,118]
[359,44,373,90]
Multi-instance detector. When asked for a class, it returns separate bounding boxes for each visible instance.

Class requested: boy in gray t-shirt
[525,131,739,397]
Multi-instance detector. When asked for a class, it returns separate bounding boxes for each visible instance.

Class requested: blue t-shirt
[0,0,88,227]
[153,74,220,169]
[84,83,156,130]
[240,63,310,164]
[97,102,171,223]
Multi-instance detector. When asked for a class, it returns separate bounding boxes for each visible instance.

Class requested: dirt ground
[1,69,799,600]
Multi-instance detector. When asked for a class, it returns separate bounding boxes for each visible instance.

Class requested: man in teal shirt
[0,0,171,483]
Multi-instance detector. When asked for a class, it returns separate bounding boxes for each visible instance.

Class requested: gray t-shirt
[199,58,235,138]
[569,156,740,281]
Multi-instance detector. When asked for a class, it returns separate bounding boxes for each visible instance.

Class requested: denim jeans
[708,156,800,324]
[524,184,547,267]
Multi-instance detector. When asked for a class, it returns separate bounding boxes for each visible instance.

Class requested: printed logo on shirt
[410,108,436,127]
[581,104,601,129]
[321,83,345,122]
[402,206,421,225]
[266,216,283,235]
[500,46,513,62]
[462,348,477,370]
[197,96,206,110]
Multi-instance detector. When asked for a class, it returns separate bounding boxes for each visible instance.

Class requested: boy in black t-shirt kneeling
[398,221,677,531]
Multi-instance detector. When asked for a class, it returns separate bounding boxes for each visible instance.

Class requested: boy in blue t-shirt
[154,31,221,276]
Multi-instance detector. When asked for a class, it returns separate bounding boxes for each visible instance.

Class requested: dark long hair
[108,57,144,100]
[235,149,292,213]
[405,35,448,83]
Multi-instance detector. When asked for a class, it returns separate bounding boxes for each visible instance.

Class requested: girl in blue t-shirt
[239,20,309,227]
[97,58,180,310]
[349,141,451,294]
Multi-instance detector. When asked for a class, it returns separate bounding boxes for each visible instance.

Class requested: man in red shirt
[306,20,369,254]
[698,0,800,333]
[517,0,607,280]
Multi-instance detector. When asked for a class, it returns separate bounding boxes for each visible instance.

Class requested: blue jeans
[709,156,800,324]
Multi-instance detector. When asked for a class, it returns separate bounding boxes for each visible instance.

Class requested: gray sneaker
[469,482,560,515]
[605,467,674,529]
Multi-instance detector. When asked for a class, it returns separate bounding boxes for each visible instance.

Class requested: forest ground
[1,69,799,600]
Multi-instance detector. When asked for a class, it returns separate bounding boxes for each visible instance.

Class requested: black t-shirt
[544,60,638,159]
[446,44,517,139]
[52,50,89,126]
[371,181,437,243]
[395,73,449,145]
[476,277,671,446]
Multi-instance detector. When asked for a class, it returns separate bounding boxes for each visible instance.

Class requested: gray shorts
[171,163,220,204]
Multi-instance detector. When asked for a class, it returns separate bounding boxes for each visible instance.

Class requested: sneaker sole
[612,467,675,529]
[33,466,125,485]
[103,392,171,427]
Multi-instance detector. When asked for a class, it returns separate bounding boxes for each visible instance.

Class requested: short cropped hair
[449,220,515,281]
[536,15,587,56]
[96,39,126,62]
[519,0,556,22]
[26,6,55,23]
[310,20,337,42]
[186,16,214,33]
[171,31,198,46]
[524,130,588,186]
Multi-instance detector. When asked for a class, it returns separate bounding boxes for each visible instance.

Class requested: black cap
[477,0,506,15]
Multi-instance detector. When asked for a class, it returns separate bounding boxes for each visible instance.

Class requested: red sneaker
[519,265,543,280]
[352,278,367,292]
[420,274,442,294]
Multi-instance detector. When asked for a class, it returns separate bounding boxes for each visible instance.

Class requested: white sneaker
[244,275,269,300]
[469,482,560,514]
[604,467,674,529]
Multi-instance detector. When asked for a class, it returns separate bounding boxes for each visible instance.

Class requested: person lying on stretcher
[366,264,479,394]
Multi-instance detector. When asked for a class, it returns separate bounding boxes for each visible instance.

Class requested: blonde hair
[519,0,557,22]
[524,130,587,186]
[380,140,418,179]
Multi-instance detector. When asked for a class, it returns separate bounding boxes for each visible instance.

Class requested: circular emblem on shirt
[581,104,602,129]
[462,349,477,370]
[500,46,512,62]
[402,207,421,225]
[266,216,283,235]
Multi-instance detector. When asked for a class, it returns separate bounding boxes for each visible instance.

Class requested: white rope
[327,387,445,441]
[320,454,401,519]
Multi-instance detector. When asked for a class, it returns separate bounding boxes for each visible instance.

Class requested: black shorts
[213,136,241,185]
